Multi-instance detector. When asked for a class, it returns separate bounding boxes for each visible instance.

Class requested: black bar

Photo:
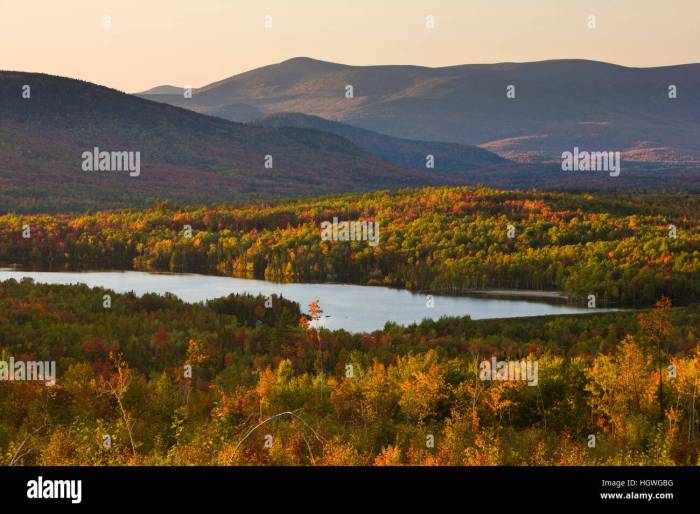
[0,466,695,508]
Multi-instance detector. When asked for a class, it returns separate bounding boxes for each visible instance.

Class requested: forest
[0,279,698,465]
[1,186,699,307]
[1,186,699,466]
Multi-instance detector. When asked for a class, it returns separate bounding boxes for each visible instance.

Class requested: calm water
[0,270,597,332]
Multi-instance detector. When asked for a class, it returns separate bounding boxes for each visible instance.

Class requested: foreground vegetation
[1,187,699,307]
[0,280,698,466]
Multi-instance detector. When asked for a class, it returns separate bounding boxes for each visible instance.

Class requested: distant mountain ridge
[3,64,700,215]
[250,112,508,174]
[139,57,700,164]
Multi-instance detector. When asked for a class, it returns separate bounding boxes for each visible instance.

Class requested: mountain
[139,85,185,95]
[139,57,700,164]
[0,71,454,213]
[250,112,508,173]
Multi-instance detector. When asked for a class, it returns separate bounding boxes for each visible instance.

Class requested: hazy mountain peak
[278,56,345,67]
[138,85,185,95]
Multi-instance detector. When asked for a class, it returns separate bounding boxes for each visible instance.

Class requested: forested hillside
[1,187,699,307]
[0,71,444,213]
[251,112,508,173]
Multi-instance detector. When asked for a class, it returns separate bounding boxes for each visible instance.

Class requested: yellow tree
[639,297,673,416]
[585,336,656,438]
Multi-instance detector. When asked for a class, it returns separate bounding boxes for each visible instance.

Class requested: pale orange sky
[1,0,698,92]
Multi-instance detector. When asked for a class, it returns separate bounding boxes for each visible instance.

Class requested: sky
[1,0,698,92]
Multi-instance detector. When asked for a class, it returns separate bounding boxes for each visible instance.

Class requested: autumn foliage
[1,280,698,466]
[1,187,699,307]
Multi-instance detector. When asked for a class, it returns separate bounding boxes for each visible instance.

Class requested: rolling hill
[0,71,454,213]
[139,57,700,164]
[250,112,508,174]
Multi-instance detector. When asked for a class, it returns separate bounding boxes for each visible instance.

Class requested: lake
[0,270,598,332]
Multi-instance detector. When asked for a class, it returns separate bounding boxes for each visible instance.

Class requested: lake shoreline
[0,264,574,304]
[0,268,603,333]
